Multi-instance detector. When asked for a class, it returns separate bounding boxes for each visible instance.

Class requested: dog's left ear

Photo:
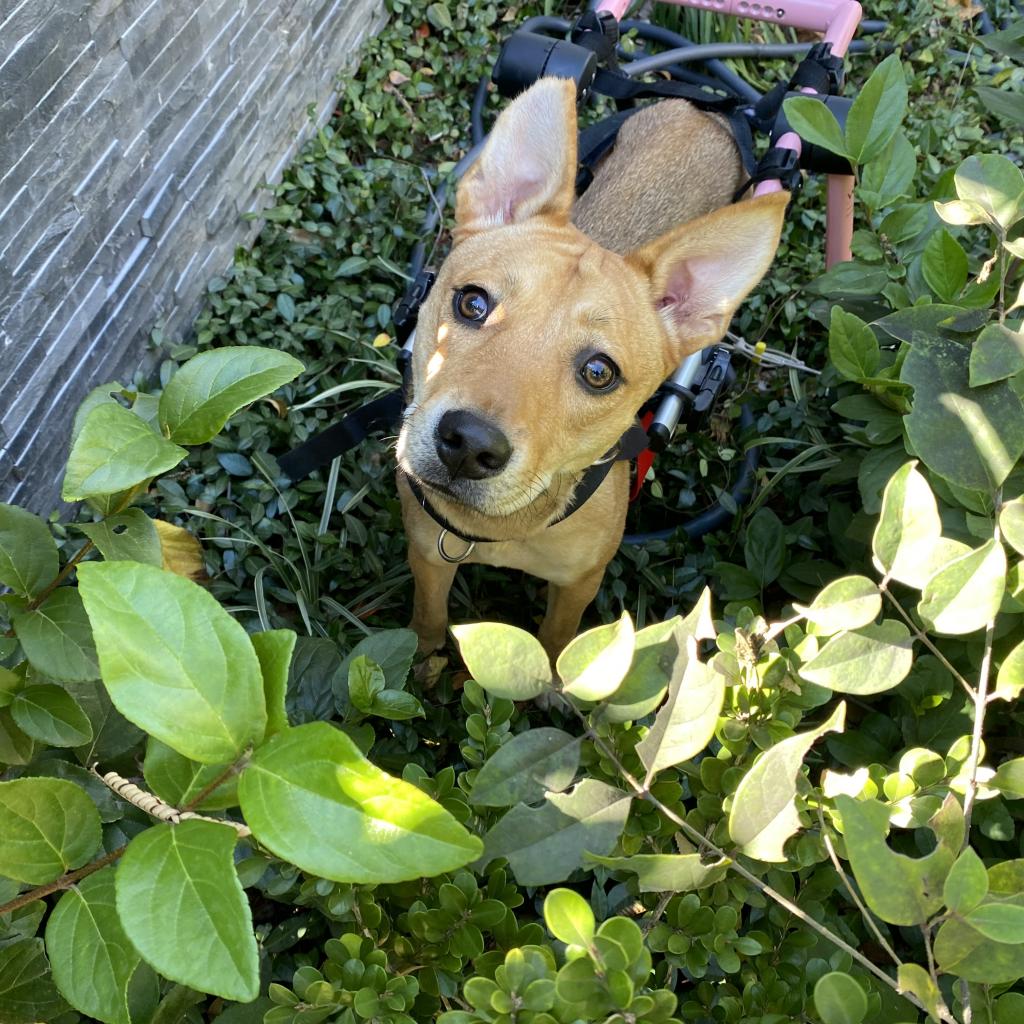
[628,192,788,362]
[454,77,578,238]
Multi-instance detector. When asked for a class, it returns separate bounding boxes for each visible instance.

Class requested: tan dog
[396,78,787,659]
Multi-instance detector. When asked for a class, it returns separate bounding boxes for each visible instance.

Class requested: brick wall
[0,0,385,510]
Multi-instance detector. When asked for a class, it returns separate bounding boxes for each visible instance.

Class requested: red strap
[629,412,655,503]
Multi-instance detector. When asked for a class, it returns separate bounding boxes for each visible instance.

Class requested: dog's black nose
[435,410,512,480]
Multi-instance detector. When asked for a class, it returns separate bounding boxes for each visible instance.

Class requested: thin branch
[641,891,675,937]
[180,752,251,814]
[558,698,940,1023]
[28,539,94,609]
[816,805,902,968]
[0,846,126,916]
[879,581,976,700]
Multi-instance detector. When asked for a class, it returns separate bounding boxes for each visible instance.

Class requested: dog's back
[573,101,745,254]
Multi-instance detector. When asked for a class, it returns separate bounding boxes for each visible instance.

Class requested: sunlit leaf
[451,622,552,700]
[557,613,634,702]
[918,539,1006,635]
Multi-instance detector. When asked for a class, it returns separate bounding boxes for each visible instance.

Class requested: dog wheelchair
[281,0,879,543]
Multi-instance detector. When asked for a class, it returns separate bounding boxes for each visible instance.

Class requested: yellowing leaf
[154,520,206,581]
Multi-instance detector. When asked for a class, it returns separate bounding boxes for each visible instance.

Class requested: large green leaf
[143,739,239,811]
[744,508,786,587]
[0,938,68,1024]
[77,561,266,763]
[10,685,93,747]
[470,728,581,807]
[585,852,729,893]
[451,622,552,700]
[77,509,162,566]
[795,575,881,635]
[964,903,1024,943]
[953,154,1024,231]
[858,131,916,207]
[944,847,989,915]
[0,777,102,884]
[782,96,849,158]
[900,332,1024,491]
[921,228,968,303]
[636,654,723,779]
[935,860,1024,983]
[970,324,1024,387]
[45,867,142,1024]
[799,621,913,694]
[116,820,258,1002]
[62,403,187,501]
[602,618,680,724]
[238,722,482,882]
[871,461,942,587]
[728,704,845,862]
[828,308,879,381]
[338,628,418,692]
[479,779,631,886]
[0,504,57,598]
[844,53,907,164]
[158,347,304,444]
[836,794,962,926]
[12,588,99,682]
[917,539,1006,635]
[250,629,295,738]
[556,613,634,701]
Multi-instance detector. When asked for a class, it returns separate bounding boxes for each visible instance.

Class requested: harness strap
[277,390,403,482]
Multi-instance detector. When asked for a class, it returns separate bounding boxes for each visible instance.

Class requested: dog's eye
[453,286,491,326]
[580,355,619,391]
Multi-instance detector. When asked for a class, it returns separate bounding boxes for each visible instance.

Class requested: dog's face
[397,79,787,518]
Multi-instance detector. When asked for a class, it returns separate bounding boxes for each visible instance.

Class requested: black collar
[403,421,650,550]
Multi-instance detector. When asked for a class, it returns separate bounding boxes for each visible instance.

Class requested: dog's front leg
[538,565,606,664]
[408,542,459,653]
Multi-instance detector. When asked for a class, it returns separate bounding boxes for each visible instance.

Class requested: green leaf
[965,903,1024,944]
[918,539,1006,635]
[782,96,849,158]
[602,618,679,723]
[896,963,942,1023]
[77,509,162,566]
[993,757,1024,798]
[69,678,145,764]
[470,727,581,807]
[0,504,58,598]
[808,261,889,298]
[12,588,99,682]
[636,647,724,777]
[339,628,417,692]
[795,575,881,634]
[871,462,943,587]
[479,779,631,886]
[348,655,386,713]
[970,324,1024,387]
[858,132,916,207]
[45,867,141,1024]
[922,228,968,303]
[828,307,880,380]
[744,508,786,587]
[368,689,424,720]
[62,403,188,501]
[836,794,962,925]
[543,889,595,947]
[800,621,913,694]
[238,721,482,882]
[814,971,867,1024]
[251,629,295,738]
[451,622,552,700]
[0,938,68,1024]
[116,820,258,1002]
[901,332,1024,491]
[10,685,93,747]
[944,848,989,914]
[974,85,1024,126]
[844,54,907,164]
[426,2,453,30]
[954,154,1024,231]
[728,703,845,862]
[995,637,1024,701]
[585,852,729,893]
[78,561,266,763]
[275,293,296,323]
[0,777,102,883]
[143,739,239,811]
[556,613,634,701]
[158,346,304,445]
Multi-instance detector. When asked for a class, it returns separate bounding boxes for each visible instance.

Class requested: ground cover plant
[1,1,1023,1023]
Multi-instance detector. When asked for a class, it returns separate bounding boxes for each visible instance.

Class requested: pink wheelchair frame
[594,0,864,268]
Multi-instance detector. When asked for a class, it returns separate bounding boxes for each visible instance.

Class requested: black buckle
[393,268,436,345]
[733,146,802,201]
[691,347,733,415]
[798,42,845,95]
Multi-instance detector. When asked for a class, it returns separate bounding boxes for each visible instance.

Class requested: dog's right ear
[454,78,578,239]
